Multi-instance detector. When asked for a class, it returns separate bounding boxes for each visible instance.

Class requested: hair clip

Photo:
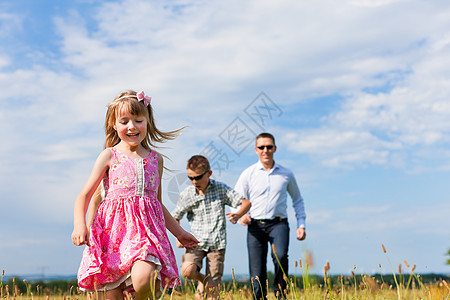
[136,90,151,107]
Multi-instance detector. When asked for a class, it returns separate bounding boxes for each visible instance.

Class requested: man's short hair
[187,155,211,172]
[256,132,276,145]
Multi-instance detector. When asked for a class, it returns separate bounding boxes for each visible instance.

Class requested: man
[235,133,306,299]
[172,155,251,300]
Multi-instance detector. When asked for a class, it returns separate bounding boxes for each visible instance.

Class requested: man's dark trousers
[247,218,290,300]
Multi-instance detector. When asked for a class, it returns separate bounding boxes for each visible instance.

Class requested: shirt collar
[256,160,279,172]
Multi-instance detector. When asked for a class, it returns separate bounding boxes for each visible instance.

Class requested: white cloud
[281,25,450,169]
[283,129,400,168]
[0,10,23,38]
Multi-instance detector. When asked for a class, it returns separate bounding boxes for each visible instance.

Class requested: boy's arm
[226,198,251,224]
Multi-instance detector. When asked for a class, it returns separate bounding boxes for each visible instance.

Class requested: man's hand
[297,227,306,240]
[238,214,252,226]
[227,199,252,224]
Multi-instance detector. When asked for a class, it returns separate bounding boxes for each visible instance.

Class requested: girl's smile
[127,132,140,138]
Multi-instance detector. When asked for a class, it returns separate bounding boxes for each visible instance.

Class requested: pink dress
[77,148,180,290]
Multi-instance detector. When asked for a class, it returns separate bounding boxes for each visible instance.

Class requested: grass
[0,277,448,300]
[2,245,449,299]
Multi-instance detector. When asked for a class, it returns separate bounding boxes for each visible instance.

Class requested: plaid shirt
[171,179,244,251]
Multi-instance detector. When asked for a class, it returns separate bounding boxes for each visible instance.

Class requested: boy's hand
[177,231,199,250]
[71,225,90,246]
[225,212,240,224]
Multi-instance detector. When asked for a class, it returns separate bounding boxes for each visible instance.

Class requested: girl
[71,90,198,300]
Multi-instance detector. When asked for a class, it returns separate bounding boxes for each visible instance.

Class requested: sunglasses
[257,145,274,150]
[187,170,209,181]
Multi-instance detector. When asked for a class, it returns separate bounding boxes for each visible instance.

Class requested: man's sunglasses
[257,145,274,150]
[187,170,209,181]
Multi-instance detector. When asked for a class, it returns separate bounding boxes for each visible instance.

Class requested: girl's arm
[71,149,111,246]
[157,154,199,249]
[162,204,199,249]
[86,184,103,228]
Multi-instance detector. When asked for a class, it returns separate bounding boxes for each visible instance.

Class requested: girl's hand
[176,231,199,250]
[175,238,184,248]
[71,225,90,246]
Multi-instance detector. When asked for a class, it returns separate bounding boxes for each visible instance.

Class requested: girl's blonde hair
[104,90,182,149]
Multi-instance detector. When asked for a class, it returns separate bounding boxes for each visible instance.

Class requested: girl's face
[114,106,147,147]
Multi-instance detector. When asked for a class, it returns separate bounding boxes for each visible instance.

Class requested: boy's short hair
[187,155,210,172]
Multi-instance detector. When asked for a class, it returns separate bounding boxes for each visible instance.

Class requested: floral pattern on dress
[77,148,180,290]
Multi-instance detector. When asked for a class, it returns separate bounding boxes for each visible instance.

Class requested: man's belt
[252,217,286,224]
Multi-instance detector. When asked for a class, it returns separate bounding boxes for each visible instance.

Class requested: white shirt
[235,161,306,228]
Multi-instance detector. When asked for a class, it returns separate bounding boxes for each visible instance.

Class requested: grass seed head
[364,275,378,293]
[442,280,449,291]
[382,244,386,253]
[271,244,277,256]
[305,251,314,268]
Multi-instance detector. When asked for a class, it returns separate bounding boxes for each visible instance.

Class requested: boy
[172,155,251,300]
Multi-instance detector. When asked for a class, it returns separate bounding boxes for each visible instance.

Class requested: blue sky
[0,0,449,278]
